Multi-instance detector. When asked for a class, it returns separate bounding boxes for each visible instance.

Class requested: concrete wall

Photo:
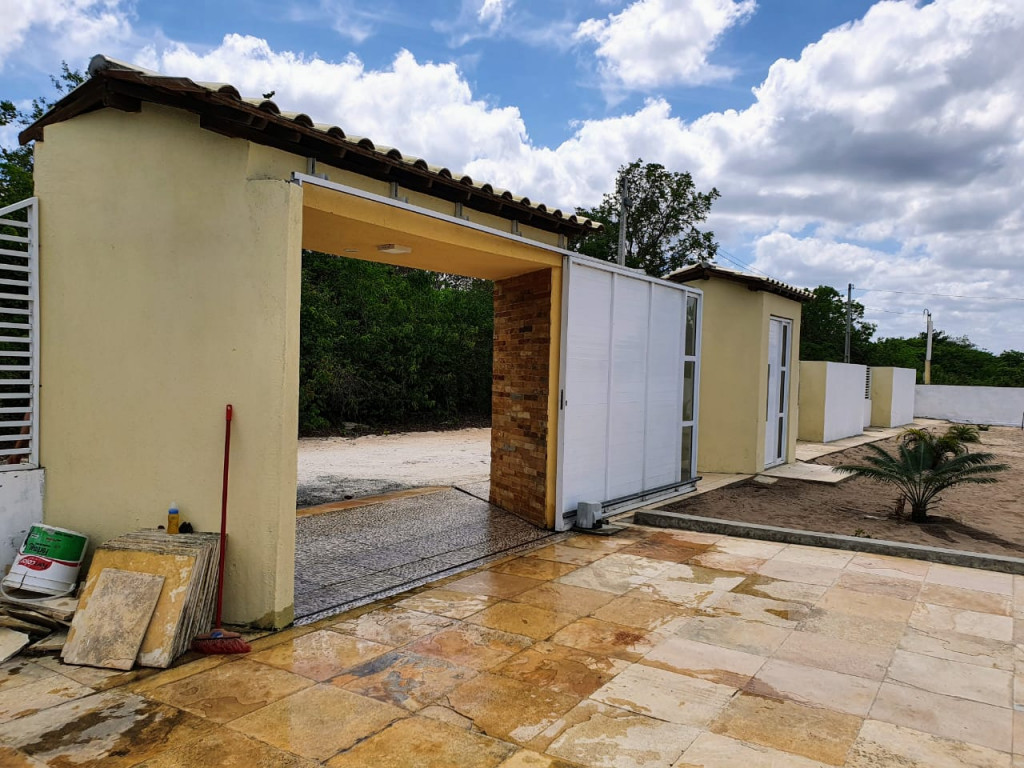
[0,469,45,573]
[491,269,551,526]
[915,385,1024,427]
[35,104,303,627]
[798,362,868,443]
[685,279,802,474]
[870,367,916,427]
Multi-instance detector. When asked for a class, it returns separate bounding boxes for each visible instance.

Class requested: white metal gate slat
[0,197,39,469]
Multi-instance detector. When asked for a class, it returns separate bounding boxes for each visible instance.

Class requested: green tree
[838,427,1008,523]
[799,285,875,363]
[574,159,720,277]
[1,63,84,209]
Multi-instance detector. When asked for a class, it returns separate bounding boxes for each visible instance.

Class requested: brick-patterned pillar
[490,268,551,527]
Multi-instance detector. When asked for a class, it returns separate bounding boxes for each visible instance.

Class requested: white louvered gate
[0,198,39,468]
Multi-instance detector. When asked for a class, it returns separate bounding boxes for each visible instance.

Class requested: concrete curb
[634,509,1024,575]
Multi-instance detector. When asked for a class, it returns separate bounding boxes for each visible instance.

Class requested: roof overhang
[667,263,813,303]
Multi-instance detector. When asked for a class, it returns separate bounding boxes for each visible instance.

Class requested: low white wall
[916,385,1024,427]
[825,363,869,442]
[0,469,45,573]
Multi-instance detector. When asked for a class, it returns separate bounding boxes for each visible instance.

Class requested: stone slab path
[1,525,1022,766]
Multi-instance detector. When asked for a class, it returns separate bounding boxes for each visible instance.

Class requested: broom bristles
[191,628,251,655]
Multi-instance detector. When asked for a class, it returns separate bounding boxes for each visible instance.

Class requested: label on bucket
[22,526,87,564]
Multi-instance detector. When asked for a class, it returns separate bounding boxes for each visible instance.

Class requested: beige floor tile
[132,726,318,767]
[549,617,655,662]
[0,746,45,767]
[250,629,392,682]
[467,602,577,641]
[676,615,792,656]
[126,654,236,695]
[32,655,145,692]
[556,560,665,595]
[544,699,699,768]
[0,689,214,768]
[590,592,689,631]
[326,714,516,767]
[919,582,1012,616]
[617,538,706,565]
[845,554,930,581]
[659,563,749,591]
[690,551,767,573]
[511,581,617,617]
[632,580,724,608]
[926,565,1014,596]
[675,732,832,767]
[746,658,881,716]
[910,602,1014,642]
[489,558,580,580]
[731,575,828,605]
[899,626,1013,671]
[406,622,533,670]
[887,649,1012,707]
[591,662,736,727]
[497,749,581,767]
[394,589,501,619]
[147,658,313,723]
[835,570,923,600]
[334,650,477,711]
[563,534,639,551]
[493,641,629,698]
[1015,711,1024,755]
[711,692,863,765]
[244,625,319,654]
[846,719,1012,768]
[756,560,843,587]
[0,659,58,693]
[329,606,455,646]
[229,684,405,761]
[0,671,94,723]
[418,703,475,730]
[446,672,581,746]
[659,530,724,546]
[775,630,893,681]
[772,545,856,569]
[1014,576,1024,618]
[711,592,811,627]
[870,681,1013,752]
[528,544,607,566]
[447,571,547,598]
[642,635,766,687]
[710,539,787,559]
[816,586,916,622]
[798,609,907,649]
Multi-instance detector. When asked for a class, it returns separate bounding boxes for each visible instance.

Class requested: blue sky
[4,0,1023,352]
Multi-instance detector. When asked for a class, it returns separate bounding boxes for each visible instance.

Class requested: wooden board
[61,569,164,670]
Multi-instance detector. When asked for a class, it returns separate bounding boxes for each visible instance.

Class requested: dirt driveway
[297,428,491,507]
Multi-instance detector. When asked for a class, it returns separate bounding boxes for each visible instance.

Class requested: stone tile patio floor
[2,524,1022,767]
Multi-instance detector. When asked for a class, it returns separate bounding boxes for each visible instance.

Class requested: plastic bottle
[167,502,180,535]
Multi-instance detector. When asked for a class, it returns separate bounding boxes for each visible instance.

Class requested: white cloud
[0,0,134,67]
[574,0,756,90]
[477,0,510,28]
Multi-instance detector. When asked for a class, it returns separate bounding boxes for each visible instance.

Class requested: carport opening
[291,178,564,621]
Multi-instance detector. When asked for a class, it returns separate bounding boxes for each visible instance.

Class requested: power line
[856,287,1024,302]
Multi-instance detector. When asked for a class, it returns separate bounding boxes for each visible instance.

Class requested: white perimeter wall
[0,469,44,573]
[824,363,869,442]
[891,368,916,425]
[915,385,1024,427]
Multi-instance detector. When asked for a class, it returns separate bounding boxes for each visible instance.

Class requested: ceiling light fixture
[376,243,412,255]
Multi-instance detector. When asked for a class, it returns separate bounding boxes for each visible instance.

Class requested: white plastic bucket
[2,524,89,597]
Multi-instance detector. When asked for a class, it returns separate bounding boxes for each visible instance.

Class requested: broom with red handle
[192,404,251,654]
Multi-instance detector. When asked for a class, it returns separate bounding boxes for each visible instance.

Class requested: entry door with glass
[764,317,792,468]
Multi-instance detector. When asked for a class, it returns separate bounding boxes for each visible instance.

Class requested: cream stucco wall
[797,362,829,442]
[35,104,302,627]
[870,367,916,428]
[798,361,867,443]
[684,278,802,475]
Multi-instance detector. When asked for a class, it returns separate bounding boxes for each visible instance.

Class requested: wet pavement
[2,524,1023,766]
[294,487,555,621]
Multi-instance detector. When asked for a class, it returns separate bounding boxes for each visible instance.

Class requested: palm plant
[838,429,1008,523]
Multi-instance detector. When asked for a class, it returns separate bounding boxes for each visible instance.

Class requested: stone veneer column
[490,268,551,527]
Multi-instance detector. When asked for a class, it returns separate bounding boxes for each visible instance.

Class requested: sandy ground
[662,426,1024,558]
[296,427,491,507]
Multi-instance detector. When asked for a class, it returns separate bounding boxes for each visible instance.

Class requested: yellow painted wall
[797,361,829,442]
[35,104,302,627]
[684,278,802,473]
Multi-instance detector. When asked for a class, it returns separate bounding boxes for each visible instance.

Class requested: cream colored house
[669,264,811,475]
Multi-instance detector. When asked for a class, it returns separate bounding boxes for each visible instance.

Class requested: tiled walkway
[2,525,1022,767]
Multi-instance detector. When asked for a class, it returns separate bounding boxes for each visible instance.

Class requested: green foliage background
[299,253,494,434]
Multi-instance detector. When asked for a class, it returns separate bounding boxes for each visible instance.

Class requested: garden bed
[660,426,1024,558]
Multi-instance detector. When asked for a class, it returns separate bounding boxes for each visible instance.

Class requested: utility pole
[923,309,933,384]
[617,180,629,267]
[844,283,853,364]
